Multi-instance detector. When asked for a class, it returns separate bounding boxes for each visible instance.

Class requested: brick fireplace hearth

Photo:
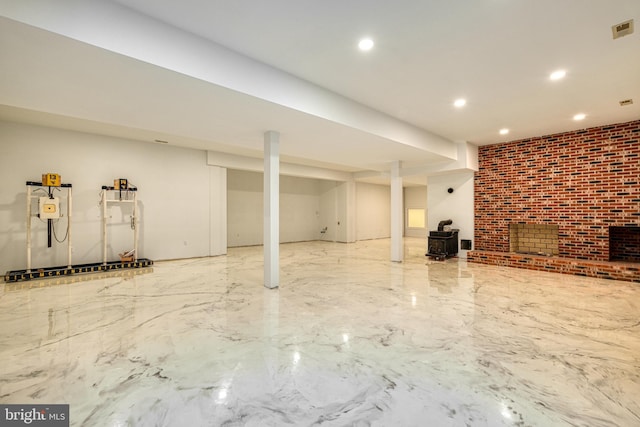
[468,119,640,283]
[510,223,559,256]
[610,226,640,262]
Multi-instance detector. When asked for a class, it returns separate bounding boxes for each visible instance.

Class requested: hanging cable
[52,217,69,243]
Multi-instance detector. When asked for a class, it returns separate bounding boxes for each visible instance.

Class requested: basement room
[1,1,638,426]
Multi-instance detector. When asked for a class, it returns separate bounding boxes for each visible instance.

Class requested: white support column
[102,189,108,265]
[345,178,357,243]
[390,161,404,262]
[132,190,138,262]
[67,186,72,268]
[26,185,32,272]
[209,165,227,256]
[264,131,280,289]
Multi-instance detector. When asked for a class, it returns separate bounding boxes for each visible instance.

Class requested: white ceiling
[1,0,639,177]
[111,0,640,142]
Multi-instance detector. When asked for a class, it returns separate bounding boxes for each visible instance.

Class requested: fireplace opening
[609,226,640,262]
[509,223,559,256]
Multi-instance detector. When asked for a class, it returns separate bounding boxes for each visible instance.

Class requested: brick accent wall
[474,119,640,262]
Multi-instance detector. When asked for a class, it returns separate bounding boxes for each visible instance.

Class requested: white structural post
[67,186,72,268]
[132,190,138,261]
[390,160,404,262]
[345,178,357,243]
[264,130,280,289]
[209,166,228,256]
[26,185,32,272]
[102,189,108,265]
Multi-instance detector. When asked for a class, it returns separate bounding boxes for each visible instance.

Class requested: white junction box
[39,197,60,219]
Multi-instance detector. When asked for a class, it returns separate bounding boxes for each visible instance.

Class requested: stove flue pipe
[437,219,453,231]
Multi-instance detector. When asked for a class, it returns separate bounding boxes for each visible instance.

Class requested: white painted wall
[404,186,428,238]
[0,121,422,276]
[427,171,475,259]
[226,170,322,247]
[0,121,225,274]
[226,170,263,247]
[356,182,391,240]
[318,180,339,242]
[228,176,390,247]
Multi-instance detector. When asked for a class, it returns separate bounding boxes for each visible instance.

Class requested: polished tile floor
[1,238,639,426]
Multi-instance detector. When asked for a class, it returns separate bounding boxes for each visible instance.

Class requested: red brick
[473,119,640,275]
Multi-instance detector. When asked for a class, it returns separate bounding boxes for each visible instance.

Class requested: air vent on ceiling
[619,99,634,106]
[612,19,634,39]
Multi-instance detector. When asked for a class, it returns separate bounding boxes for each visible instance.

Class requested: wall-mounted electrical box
[114,178,128,190]
[42,173,61,187]
[39,197,60,219]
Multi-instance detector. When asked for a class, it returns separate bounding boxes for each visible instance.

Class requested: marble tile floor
[1,238,639,427]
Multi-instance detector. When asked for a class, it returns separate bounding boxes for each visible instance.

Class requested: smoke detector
[612,19,634,39]
[619,99,634,107]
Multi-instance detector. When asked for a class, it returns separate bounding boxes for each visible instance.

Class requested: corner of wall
[427,170,475,259]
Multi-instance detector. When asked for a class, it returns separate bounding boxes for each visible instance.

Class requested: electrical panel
[42,173,61,187]
[39,197,60,219]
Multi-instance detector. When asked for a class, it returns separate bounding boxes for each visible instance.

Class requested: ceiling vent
[612,19,634,39]
[619,99,634,107]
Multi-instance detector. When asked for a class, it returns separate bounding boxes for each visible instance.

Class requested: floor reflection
[0,238,638,426]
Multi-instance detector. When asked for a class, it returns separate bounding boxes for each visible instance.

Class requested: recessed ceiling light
[550,70,566,80]
[358,38,374,51]
[573,113,586,121]
[454,98,466,108]
[499,128,509,135]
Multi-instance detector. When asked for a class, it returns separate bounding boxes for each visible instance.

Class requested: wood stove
[426,219,459,260]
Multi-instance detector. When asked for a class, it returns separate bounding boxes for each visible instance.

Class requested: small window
[407,208,425,228]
